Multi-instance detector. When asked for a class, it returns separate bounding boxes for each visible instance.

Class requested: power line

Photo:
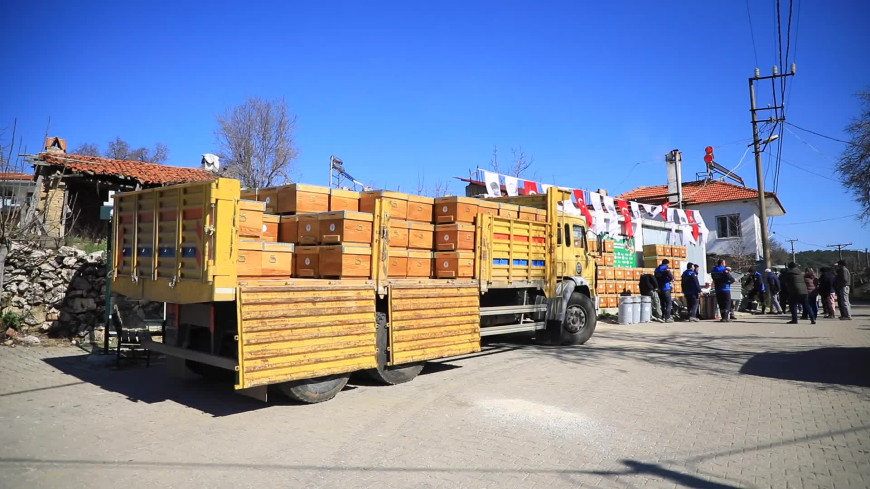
[775,214,860,226]
[785,122,856,145]
[778,157,840,182]
[745,0,759,67]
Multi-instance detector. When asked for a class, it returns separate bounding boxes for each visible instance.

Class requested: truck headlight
[576,263,583,275]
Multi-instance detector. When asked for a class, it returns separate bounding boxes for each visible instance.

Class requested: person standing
[818,267,837,318]
[711,259,735,322]
[751,268,767,313]
[693,263,703,319]
[803,268,819,321]
[782,262,814,324]
[639,272,663,322]
[654,259,674,323]
[835,260,853,320]
[765,269,783,314]
[681,262,701,322]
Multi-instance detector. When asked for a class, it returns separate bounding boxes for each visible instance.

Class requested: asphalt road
[1,305,869,488]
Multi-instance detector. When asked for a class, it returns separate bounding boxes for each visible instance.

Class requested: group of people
[637,258,854,323]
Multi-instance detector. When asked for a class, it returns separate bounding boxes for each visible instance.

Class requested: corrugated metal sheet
[237,283,378,388]
[389,284,481,365]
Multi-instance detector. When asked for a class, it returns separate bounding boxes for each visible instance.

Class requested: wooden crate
[603,268,615,280]
[596,268,607,281]
[605,282,616,294]
[614,268,626,280]
[497,203,519,219]
[329,188,360,212]
[239,200,265,238]
[319,245,372,278]
[360,190,409,220]
[603,240,615,252]
[434,196,479,224]
[294,246,319,278]
[389,220,410,248]
[238,240,263,277]
[317,211,373,245]
[408,222,434,250]
[434,251,475,278]
[262,214,279,242]
[663,246,673,257]
[676,246,687,258]
[534,208,548,222]
[588,240,599,252]
[261,242,294,277]
[297,214,320,244]
[435,223,475,251]
[518,206,536,221]
[240,187,279,213]
[632,268,643,280]
[604,254,615,267]
[388,249,408,278]
[278,216,298,243]
[643,244,666,257]
[407,195,434,223]
[595,281,607,294]
[276,183,330,214]
[478,200,499,218]
[407,251,434,278]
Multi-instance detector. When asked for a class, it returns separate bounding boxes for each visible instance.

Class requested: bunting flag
[592,209,607,234]
[641,203,660,218]
[630,201,641,219]
[503,175,519,196]
[692,210,709,243]
[660,202,670,221]
[616,199,633,238]
[572,189,594,227]
[686,210,700,241]
[589,192,603,212]
[606,211,621,236]
[520,180,539,195]
[675,208,689,225]
[540,183,552,195]
[668,221,678,245]
[482,170,502,197]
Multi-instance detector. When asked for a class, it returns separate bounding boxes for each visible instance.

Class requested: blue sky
[2,1,868,250]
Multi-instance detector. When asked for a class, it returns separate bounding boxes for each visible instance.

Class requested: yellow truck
[112,178,597,403]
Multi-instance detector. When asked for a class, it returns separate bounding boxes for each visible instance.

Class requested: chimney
[665,149,682,206]
[44,136,67,154]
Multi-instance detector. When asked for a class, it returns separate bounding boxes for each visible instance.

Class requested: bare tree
[489,144,533,178]
[215,97,298,188]
[71,142,100,156]
[105,137,131,160]
[89,137,169,163]
[836,90,870,223]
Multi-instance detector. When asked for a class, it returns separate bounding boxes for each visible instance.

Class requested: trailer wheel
[366,312,424,385]
[562,293,597,345]
[277,375,350,404]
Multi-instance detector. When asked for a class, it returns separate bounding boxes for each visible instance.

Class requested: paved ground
[1,305,868,489]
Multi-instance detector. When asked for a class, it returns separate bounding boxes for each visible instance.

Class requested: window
[716,214,741,238]
[572,224,586,248]
[564,224,571,247]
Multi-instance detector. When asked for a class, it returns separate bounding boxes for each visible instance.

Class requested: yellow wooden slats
[241,312,373,333]
[391,341,481,365]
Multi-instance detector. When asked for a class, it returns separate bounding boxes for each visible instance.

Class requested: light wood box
[239,200,266,238]
[407,251,434,278]
[319,245,372,279]
[497,203,519,219]
[278,216,298,243]
[534,208,548,222]
[588,240,599,252]
[360,190,409,220]
[262,215,279,242]
[604,254,615,267]
[614,268,626,280]
[297,214,320,244]
[615,281,627,294]
[595,282,607,294]
[408,222,434,250]
[261,242,294,277]
[294,246,319,278]
[434,251,475,278]
[604,268,615,280]
[388,249,408,278]
[238,240,263,277]
[605,282,616,294]
[318,211,373,245]
[434,197,479,224]
[407,195,434,223]
[329,188,360,212]
[241,187,279,214]
[435,223,475,251]
[477,200,499,218]
[603,240,615,252]
[633,268,643,280]
[277,183,330,214]
[518,206,536,221]
[388,220,410,248]
[596,268,607,280]
[663,246,673,257]
[643,244,667,257]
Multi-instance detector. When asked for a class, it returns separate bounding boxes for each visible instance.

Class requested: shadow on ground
[739,347,870,387]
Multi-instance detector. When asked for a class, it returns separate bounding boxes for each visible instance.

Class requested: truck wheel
[277,375,350,404]
[562,292,597,345]
[366,312,424,385]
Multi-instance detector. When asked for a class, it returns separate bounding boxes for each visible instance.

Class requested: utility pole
[749,64,795,269]
[826,242,851,260]
[785,238,798,264]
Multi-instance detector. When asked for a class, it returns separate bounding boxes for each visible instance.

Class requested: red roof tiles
[0,172,35,181]
[617,179,784,209]
[36,153,215,186]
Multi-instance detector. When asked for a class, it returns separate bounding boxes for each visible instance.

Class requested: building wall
[36,179,67,239]
[696,201,762,259]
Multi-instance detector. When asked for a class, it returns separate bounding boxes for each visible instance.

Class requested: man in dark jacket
[781,262,814,324]
[710,259,735,322]
[654,259,674,323]
[681,262,701,322]
[639,273,662,321]
[764,269,783,314]
[835,260,852,320]
[818,267,837,318]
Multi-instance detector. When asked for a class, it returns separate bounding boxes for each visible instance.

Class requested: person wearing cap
[834,260,852,320]
[654,259,674,323]
[764,268,783,314]
[681,262,701,322]
[710,259,735,322]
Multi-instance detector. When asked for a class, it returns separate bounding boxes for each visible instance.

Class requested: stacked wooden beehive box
[589,239,653,308]
[641,244,688,294]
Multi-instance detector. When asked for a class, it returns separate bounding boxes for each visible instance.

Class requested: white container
[639,296,652,323]
[629,297,641,324]
[618,296,635,325]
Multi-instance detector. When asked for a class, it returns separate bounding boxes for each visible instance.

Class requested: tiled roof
[0,172,35,181]
[35,153,215,186]
[617,179,784,209]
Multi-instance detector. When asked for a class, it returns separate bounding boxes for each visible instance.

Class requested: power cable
[776,214,860,226]
[745,0,760,67]
[785,122,857,146]
[778,157,840,182]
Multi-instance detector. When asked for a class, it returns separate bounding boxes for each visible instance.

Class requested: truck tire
[366,312,424,385]
[562,292,597,345]
[277,375,350,404]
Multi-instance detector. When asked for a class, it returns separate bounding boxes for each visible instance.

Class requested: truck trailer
[111,178,598,403]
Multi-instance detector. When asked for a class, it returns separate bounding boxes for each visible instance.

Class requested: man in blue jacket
[764,268,784,314]
[654,259,674,323]
[711,259,735,322]
[681,262,701,322]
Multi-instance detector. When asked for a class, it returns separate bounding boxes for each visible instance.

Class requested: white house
[617,179,786,260]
